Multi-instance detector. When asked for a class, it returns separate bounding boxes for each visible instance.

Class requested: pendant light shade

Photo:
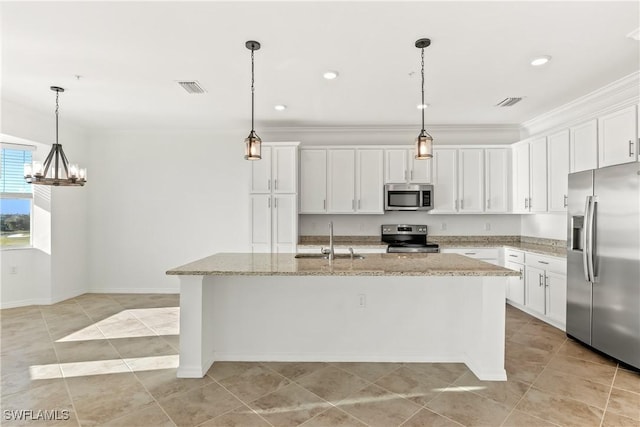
[24,86,87,186]
[244,40,262,160]
[414,38,433,160]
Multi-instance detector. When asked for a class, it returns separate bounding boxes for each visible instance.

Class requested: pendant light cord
[251,48,255,133]
[421,47,425,132]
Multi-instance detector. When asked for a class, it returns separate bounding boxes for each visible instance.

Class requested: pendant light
[414,38,433,160]
[244,40,262,160]
[24,86,87,186]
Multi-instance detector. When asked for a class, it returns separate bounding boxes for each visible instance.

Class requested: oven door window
[388,191,419,208]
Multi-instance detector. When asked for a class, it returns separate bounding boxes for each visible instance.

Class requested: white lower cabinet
[504,250,567,330]
[440,247,501,266]
[250,194,297,253]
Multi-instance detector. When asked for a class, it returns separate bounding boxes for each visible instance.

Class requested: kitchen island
[166,253,518,381]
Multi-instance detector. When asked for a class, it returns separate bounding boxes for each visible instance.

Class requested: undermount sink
[294,253,365,260]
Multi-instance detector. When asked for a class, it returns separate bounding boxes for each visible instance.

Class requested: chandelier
[24,86,87,186]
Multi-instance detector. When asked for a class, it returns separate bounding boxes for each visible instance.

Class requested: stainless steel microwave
[384,183,434,211]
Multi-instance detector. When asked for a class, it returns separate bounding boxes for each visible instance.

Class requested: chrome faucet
[321,221,335,260]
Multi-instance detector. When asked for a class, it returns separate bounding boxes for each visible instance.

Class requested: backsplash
[299,213,521,236]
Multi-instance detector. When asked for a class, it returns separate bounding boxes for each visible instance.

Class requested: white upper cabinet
[432,148,458,213]
[356,149,384,214]
[272,146,297,193]
[529,137,548,213]
[598,105,638,167]
[513,142,530,213]
[328,149,357,213]
[299,149,327,213]
[384,149,408,183]
[457,149,484,213]
[485,148,509,213]
[384,149,431,183]
[250,144,298,194]
[250,146,272,193]
[570,119,598,173]
[300,147,384,214]
[547,130,569,212]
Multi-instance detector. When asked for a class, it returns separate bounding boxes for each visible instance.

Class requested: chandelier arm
[41,145,56,177]
[59,146,70,176]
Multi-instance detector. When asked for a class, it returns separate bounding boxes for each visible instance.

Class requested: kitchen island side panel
[178,274,507,380]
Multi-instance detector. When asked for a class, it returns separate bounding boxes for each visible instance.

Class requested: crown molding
[262,124,522,134]
[521,71,640,138]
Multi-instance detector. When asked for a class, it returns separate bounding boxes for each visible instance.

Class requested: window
[1,146,33,248]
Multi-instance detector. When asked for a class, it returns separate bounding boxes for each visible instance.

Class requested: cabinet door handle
[539,273,543,287]
[544,275,549,287]
[268,179,271,190]
[323,199,326,210]
[460,199,464,210]
[455,199,458,210]
[519,268,523,280]
[404,170,408,181]
[564,195,568,207]
[352,199,355,210]
[630,140,635,157]
[358,199,361,209]
[410,170,414,180]
[268,197,271,208]
[487,199,491,209]
[524,198,528,209]
[275,179,278,190]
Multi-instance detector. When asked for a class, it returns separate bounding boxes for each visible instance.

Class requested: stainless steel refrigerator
[567,162,640,369]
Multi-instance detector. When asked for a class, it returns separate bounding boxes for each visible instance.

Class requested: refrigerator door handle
[583,196,592,282]
[587,196,597,281]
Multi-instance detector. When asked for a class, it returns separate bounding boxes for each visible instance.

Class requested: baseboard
[88,287,179,294]
[211,352,464,363]
[1,288,86,309]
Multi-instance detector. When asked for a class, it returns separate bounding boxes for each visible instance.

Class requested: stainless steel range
[381,224,440,253]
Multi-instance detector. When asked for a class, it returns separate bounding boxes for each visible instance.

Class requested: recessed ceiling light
[417,104,430,109]
[323,71,339,80]
[530,56,551,66]
[274,104,287,111]
[627,28,640,41]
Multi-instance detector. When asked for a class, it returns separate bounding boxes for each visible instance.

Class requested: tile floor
[1,294,639,426]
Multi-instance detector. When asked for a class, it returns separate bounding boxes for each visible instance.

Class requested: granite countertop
[166,253,519,277]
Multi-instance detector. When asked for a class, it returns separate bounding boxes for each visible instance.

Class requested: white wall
[521,213,567,240]
[87,130,251,293]
[300,214,521,237]
[1,100,90,307]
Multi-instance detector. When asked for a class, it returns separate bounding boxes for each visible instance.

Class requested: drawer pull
[538,261,549,264]
[464,252,477,255]
[509,254,518,258]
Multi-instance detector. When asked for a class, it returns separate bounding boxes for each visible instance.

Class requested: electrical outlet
[358,294,366,308]
[485,222,491,231]
[441,222,447,231]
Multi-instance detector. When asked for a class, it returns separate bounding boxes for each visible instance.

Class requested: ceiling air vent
[177,81,206,94]
[495,97,523,107]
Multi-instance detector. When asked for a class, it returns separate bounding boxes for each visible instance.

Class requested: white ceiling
[2,1,639,132]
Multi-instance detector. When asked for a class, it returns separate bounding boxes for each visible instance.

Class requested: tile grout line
[498,316,566,427]
[38,303,82,427]
[598,366,619,427]
[259,362,374,427]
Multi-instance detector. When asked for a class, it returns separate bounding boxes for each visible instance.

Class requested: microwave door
[387,191,419,210]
